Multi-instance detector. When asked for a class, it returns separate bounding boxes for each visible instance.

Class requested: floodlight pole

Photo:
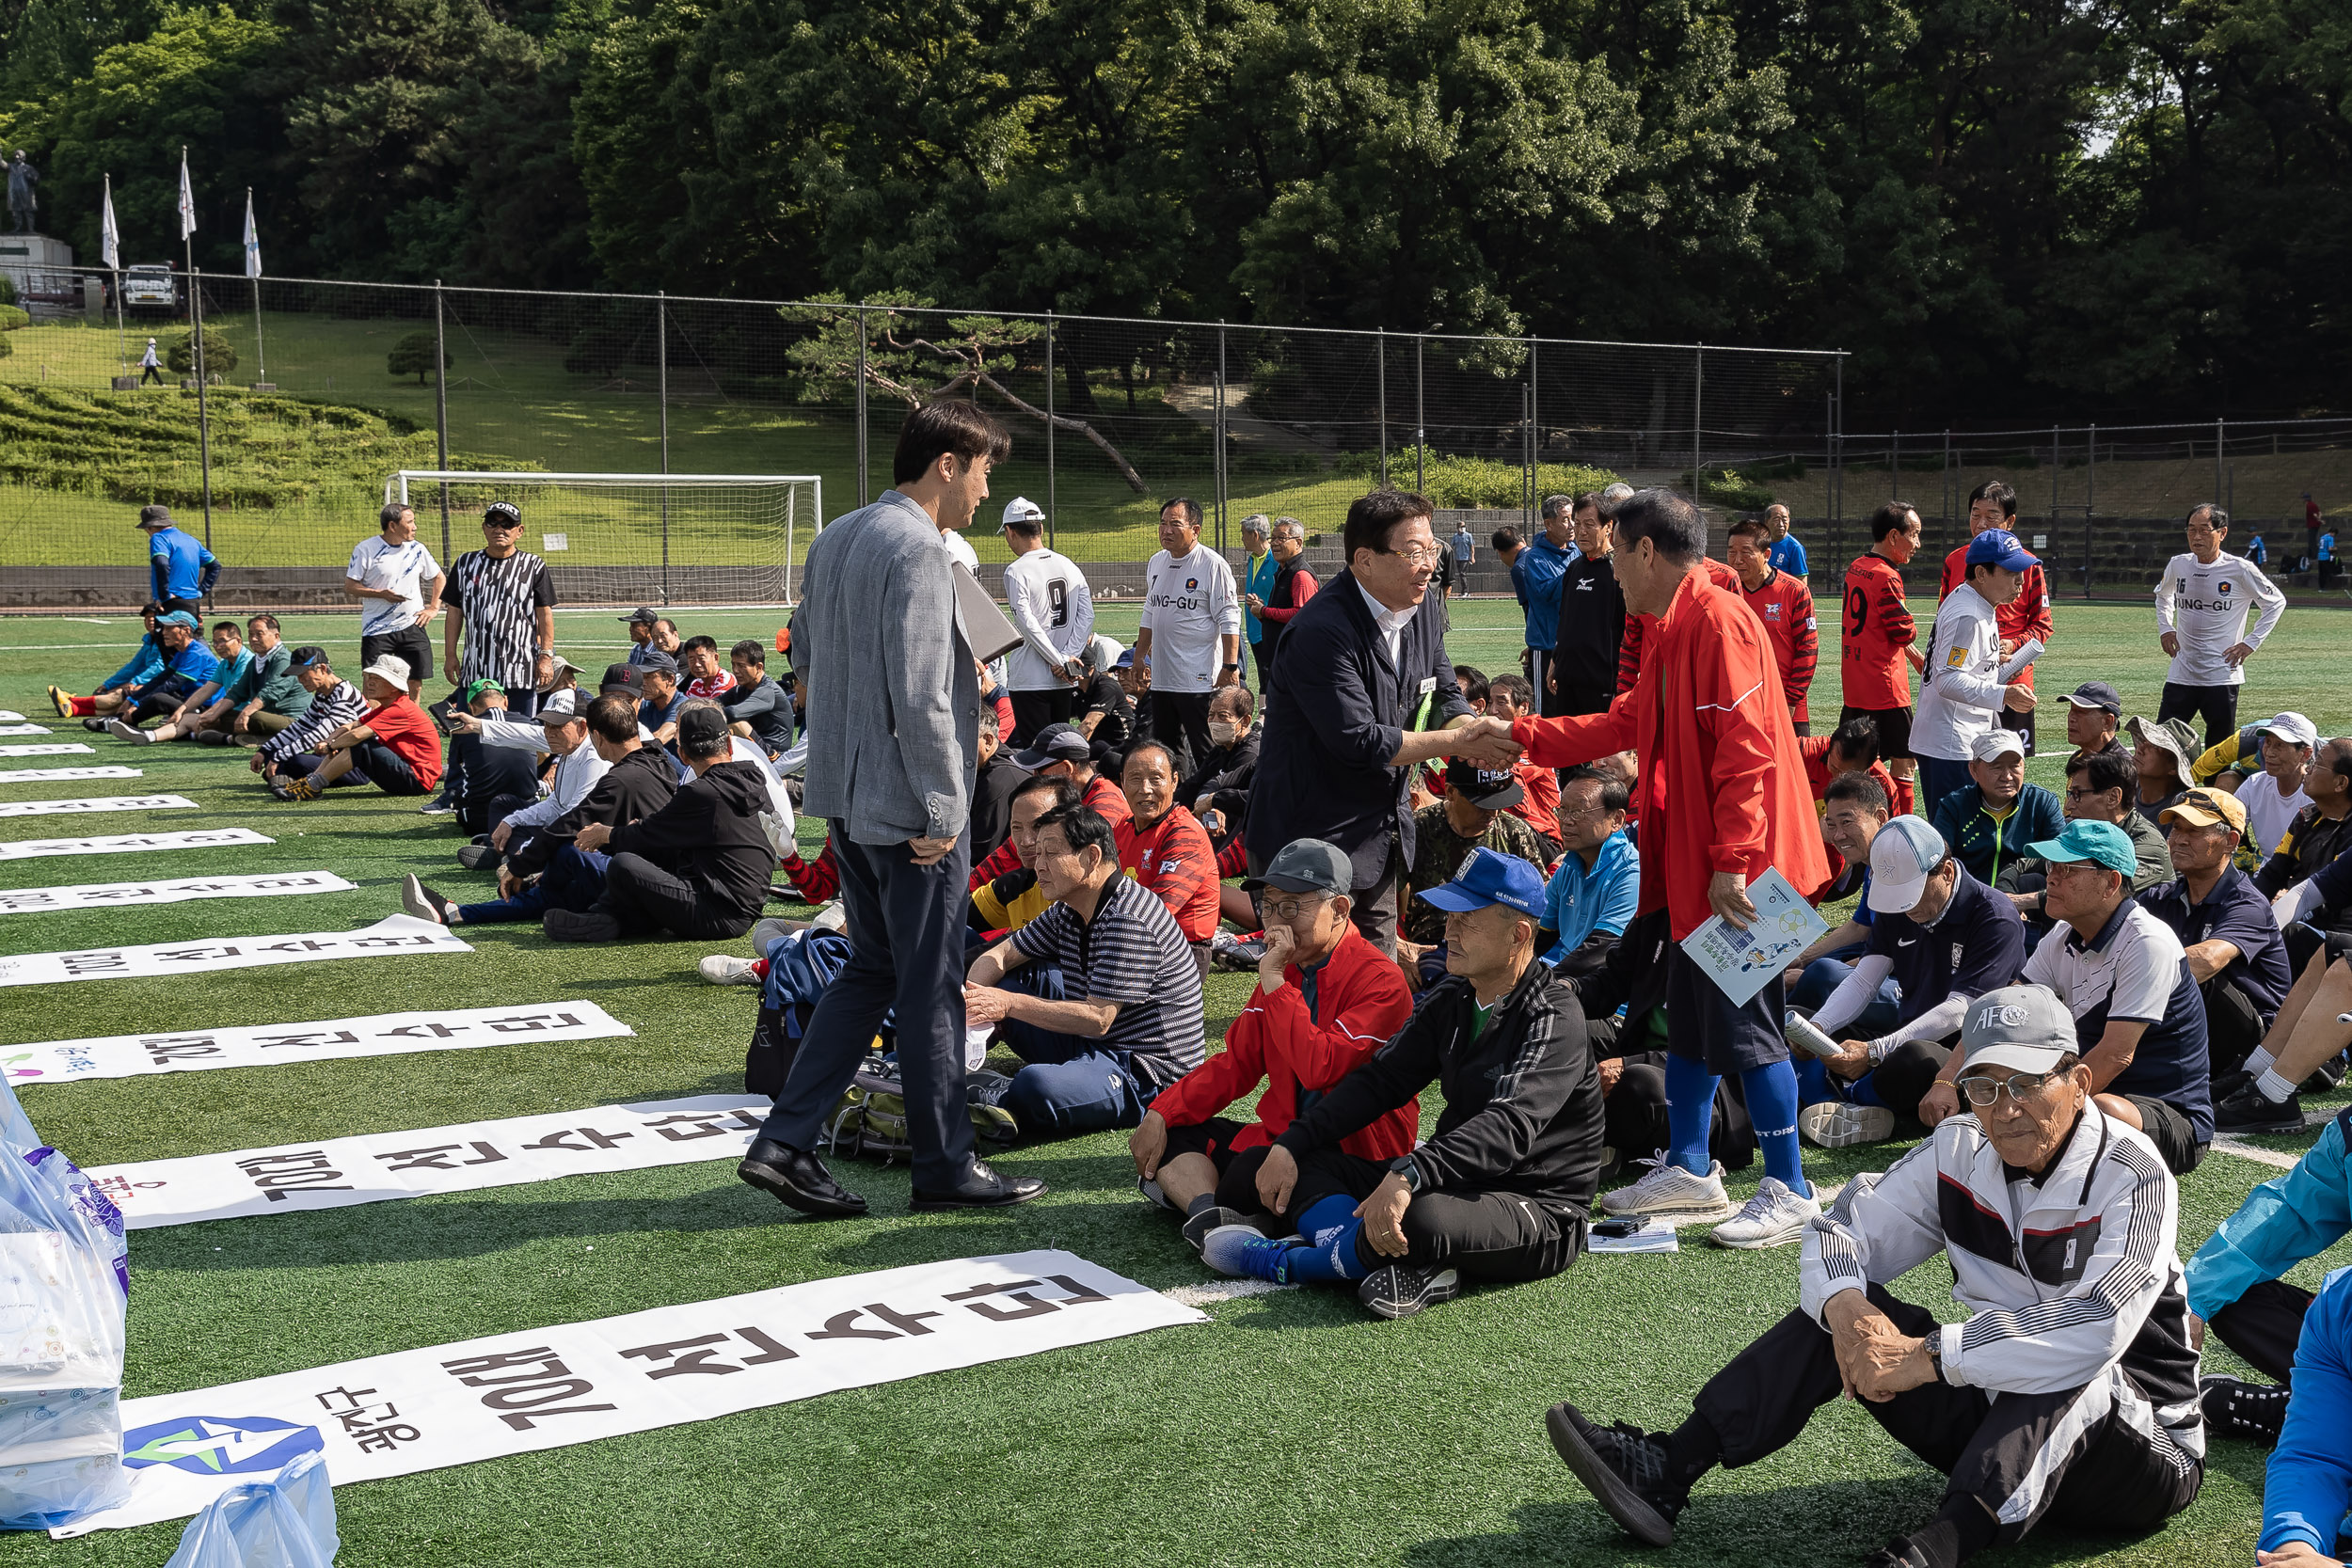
[1044,312,1057,551]
[434,280,452,561]
[658,290,671,607]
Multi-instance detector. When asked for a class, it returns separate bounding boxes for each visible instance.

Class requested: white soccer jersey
[2154,551,2285,688]
[1001,547,1096,690]
[1910,579,2007,762]
[346,535,441,637]
[1140,546,1240,691]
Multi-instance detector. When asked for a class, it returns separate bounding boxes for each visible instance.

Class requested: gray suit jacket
[795,490,979,846]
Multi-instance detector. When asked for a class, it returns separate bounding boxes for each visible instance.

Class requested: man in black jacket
[722,639,795,757]
[1246,489,1507,954]
[1199,847,1603,1320]
[547,706,776,942]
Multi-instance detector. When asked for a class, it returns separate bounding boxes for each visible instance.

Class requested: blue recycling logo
[123,1415,324,1473]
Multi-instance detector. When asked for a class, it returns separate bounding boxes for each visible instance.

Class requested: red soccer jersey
[1740,566,1820,724]
[1119,806,1220,941]
[1939,545,2052,687]
[1082,771,1131,828]
[358,696,444,790]
[1839,552,1916,711]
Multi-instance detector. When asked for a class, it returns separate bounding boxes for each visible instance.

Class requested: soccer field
[0,594,2343,1566]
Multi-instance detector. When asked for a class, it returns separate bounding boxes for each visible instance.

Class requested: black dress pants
[2208,1277,2315,1386]
[1284,1147,1582,1283]
[595,851,759,941]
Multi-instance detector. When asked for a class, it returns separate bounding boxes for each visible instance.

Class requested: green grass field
[0,596,2344,1566]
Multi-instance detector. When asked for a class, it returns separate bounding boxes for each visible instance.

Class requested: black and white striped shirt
[1011,873,1205,1088]
[448,549,557,689]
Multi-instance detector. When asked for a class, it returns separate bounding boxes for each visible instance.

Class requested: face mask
[1208,721,1242,746]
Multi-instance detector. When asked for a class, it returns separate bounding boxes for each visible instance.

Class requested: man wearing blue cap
[86,610,219,733]
[1913,529,2042,821]
[1198,847,1605,1320]
[1952,818,2212,1175]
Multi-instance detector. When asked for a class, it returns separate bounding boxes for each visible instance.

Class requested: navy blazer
[1246,569,1470,888]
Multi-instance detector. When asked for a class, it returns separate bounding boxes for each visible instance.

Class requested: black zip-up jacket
[606,759,777,920]
[509,744,679,877]
[1551,552,1628,692]
[1177,728,1260,824]
[1277,958,1602,1217]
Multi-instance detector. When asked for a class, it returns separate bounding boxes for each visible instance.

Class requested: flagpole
[246,187,264,385]
[103,173,123,372]
[180,147,194,334]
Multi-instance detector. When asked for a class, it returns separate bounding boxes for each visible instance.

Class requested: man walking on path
[740,401,1047,1218]
[2154,503,2286,750]
[999,496,1095,744]
[1136,498,1241,776]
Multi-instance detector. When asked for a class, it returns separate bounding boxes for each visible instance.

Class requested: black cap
[636,650,678,675]
[287,645,330,671]
[677,705,730,756]
[619,607,658,625]
[1444,758,1525,810]
[483,501,523,529]
[2063,680,2122,716]
[1013,722,1090,768]
[1242,838,1352,897]
[599,663,644,695]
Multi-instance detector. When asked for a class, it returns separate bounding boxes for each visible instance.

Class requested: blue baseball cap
[1415,847,1547,920]
[1964,529,2039,572]
[153,610,199,631]
[2026,819,2137,878]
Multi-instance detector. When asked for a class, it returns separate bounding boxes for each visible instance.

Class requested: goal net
[385,471,824,608]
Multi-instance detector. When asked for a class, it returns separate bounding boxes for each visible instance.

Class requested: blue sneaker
[1200,1225,1304,1282]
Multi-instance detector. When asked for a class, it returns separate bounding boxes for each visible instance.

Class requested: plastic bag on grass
[163,1450,339,1568]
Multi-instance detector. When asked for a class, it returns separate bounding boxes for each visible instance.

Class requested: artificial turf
[0,595,2345,1567]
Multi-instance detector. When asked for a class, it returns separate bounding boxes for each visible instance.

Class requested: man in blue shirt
[1763,502,1806,579]
[1512,497,1576,716]
[137,503,219,615]
[2260,1266,2352,1563]
[2136,787,2293,1103]
[1535,765,1637,977]
[89,610,220,731]
[111,618,250,743]
[635,650,685,744]
[1795,815,2028,1146]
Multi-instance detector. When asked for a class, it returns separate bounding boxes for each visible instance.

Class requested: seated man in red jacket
[1131,837,1417,1246]
[1116,740,1222,953]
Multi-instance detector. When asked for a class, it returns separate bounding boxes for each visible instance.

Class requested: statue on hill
[5,151,37,234]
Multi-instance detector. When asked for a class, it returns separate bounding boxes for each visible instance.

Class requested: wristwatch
[1388,1156,1424,1194]
[1222,661,1241,671]
[1924,1333,1945,1382]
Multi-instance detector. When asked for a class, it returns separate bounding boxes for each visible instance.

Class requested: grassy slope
[0,598,2344,1566]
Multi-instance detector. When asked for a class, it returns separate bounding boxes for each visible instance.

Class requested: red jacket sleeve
[1250,959,1413,1089]
[1694,602,1783,878]
[1152,1006,1270,1129]
[1876,564,1916,647]
[1939,546,1963,602]
[1513,689,1638,768]
[1258,570,1319,625]
[781,841,839,903]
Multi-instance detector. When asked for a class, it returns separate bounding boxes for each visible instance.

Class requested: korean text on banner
[0,873,353,918]
[0,915,470,989]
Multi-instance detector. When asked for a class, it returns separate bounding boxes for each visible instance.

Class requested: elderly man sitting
[1546,984,2203,1567]
[268,654,443,800]
[1929,729,2064,890]
[1130,838,1416,1241]
[1199,848,1604,1321]
[454,687,605,870]
[86,610,219,730]
[1399,760,1552,985]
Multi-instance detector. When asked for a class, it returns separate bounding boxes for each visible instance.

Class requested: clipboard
[952,562,1024,662]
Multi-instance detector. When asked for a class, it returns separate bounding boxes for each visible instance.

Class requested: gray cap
[1244,838,1351,897]
[1961,986,2078,1077]
[636,649,678,675]
[2128,715,2199,778]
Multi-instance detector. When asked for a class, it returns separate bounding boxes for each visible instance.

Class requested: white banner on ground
[62,1250,1204,1536]
[0,743,93,756]
[90,1094,765,1228]
[0,914,470,989]
[0,725,53,736]
[0,828,272,862]
[0,795,196,819]
[0,711,25,721]
[0,871,354,918]
[2,1000,630,1087]
[0,767,143,784]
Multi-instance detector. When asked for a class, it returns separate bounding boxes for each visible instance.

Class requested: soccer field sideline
[0,599,2341,1564]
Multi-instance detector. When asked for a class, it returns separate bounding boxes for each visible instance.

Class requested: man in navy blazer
[1247,490,1507,954]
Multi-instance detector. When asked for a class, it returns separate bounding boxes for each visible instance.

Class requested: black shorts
[361,627,433,688]
[1839,704,1915,762]
[1162,1115,1254,1173]
[2124,1094,2205,1178]
[1663,940,1787,1073]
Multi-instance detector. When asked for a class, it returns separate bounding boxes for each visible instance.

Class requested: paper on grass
[0,870,352,917]
[0,795,196,819]
[1676,867,1828,1006]
[0,743,92,757]
[0,828,271,862]
[0,766,142,784]
[0,725,53,736]
[0,913,469,989]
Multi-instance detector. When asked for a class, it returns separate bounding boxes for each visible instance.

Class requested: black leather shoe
[910,1159,1048,1212]
[738,1138,866,1217]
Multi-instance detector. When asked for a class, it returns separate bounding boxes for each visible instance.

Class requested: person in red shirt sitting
[1939,480,2052,757]
[1838,499,1928,797]
[270,653,445,800]
[1010,721,1129,827]
[1116,741,1221,952]
[1131,837,1416,1243]
[1485,673,1563,858]
[1725,514,1820,734]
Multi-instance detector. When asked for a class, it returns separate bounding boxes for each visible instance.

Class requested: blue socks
[1283,1195,1369,1282]
[1664,1053,1717,1175]
[1740,1060,1810,1198]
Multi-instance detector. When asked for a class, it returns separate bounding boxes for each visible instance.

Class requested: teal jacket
[2187,1106,2352,1322]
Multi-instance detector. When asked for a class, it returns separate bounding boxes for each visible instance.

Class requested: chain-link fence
[3,267,2347,607]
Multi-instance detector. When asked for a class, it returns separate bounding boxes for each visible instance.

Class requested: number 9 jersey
[1840,550,1916,711]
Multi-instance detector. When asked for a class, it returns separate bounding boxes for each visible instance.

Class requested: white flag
[242,187,261,278]
[177,150,196,240]
[100,174,119,269]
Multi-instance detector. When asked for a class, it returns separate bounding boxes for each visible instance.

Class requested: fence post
[2215,417,2224,501]
[1044,311,1056,551]
[433,280,451,561]
[2050,426,2060,578]
[1692,342,1702,507]
[1943,428,1951,530]
[1414,334,1425,496]
[657,290,670,607]
[1377,325,1389,489]
[1891,428,1899,500]
[2083,421,2096,600]
[855,308,869,509]
[1832,356,1844,523]
[192,269,213,547]
[1216,321,1229,551]
[1531,335,1541,496]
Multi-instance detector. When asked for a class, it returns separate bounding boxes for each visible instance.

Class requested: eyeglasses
[1263,895,1330,922]
[1954,1069,2063,1107]
[1381,545,1442,566]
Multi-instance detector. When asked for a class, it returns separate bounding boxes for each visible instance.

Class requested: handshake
[1448,714,1524,768]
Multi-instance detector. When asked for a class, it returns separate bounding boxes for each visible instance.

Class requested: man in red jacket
[1478,489,1832,1251]
[1940,480,2052,756]
[1725,515,1819,733]
[1130,837,1416,1243]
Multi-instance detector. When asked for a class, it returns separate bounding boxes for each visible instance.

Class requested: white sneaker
[1708,1178,1821,1250]
[1599,1155,1727,1218]
[105,718,151,744]
[1799,1102,1897,1148]
[699,955,758,986]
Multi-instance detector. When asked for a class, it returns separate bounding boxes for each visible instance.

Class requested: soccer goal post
[386,470,824,608]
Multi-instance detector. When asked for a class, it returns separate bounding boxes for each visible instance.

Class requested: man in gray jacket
[739,402,1048,1216]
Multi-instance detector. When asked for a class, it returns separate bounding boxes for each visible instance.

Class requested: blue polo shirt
[1767,533,1808,578]
[2137,865,2294,1022]
[1540,832,1639,965]
[1862,868,2026,1029]
[1511,535,1576,650]
[148,526,219,601]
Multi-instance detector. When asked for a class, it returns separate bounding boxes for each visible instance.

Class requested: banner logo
[123,1415,323,1474]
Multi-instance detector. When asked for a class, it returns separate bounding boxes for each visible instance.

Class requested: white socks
[2242,1046,2277,1077]
[2256,1069,2298,1104]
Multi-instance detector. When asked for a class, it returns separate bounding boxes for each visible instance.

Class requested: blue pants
[1791,956,1903,1037]
[457,847,608,924]
[1917,753,1974,823]
[994,962,1152,1139]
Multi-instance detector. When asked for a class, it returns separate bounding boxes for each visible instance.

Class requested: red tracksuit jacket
[1616,558,1742,696]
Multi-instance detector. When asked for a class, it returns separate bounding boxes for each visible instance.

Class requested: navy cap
[619,607,659,625]
[598,663,644,695]
[1415,847,1547,920]
[2062,680,2122,715]
[1964,528,2039,572]
[1013,722,1090,768]
[636,650,678,675]
[1444,758,1525,811]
